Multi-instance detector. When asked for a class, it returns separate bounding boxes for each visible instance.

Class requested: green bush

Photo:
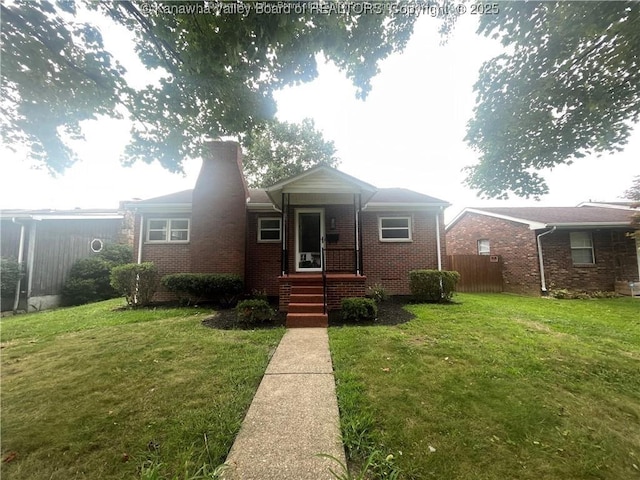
[341,297,378,322]
[98,244,133,265]
[1,257,21,299]
[409,270,460,303]
[110,263,159,307]
[61,244,134,306]
[62,257,113,306]
[161,273,243,306]
[235,299,274,325]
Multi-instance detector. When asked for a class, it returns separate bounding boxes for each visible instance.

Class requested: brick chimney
[190,141,248,278]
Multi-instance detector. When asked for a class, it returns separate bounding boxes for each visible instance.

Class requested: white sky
[1,10,638,223]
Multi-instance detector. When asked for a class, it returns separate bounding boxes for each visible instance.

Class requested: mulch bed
[201,296,416,330]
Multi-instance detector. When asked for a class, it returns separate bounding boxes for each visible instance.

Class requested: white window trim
[258,217,282,243]
[477,239,490,255]
[378,216,412,242]
[570,231,595,265]
[146,218,190,243]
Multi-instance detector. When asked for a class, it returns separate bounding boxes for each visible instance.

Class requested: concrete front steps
[286,285,328,328]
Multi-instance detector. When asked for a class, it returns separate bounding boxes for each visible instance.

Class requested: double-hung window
[570,231,594,265]
[477,239,490,255]
[147,219,190,243]
[379,217,411,241]
[258,217,281,242]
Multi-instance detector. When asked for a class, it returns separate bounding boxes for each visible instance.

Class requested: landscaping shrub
[161,273,243,306]
[110,262,159,307]
[409,270,460,303]
[1,257,21,299]
[235,299,274,325]
[341,297,378,322]
[61,244,134,306]
[549,289,619,299]
[366,283,388,303]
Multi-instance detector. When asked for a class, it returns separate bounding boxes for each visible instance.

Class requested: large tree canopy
[1,0,423,173]
[243,118,339,188]
[465,1,640,199]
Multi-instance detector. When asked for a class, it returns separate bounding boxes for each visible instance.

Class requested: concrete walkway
[222,328,346,480]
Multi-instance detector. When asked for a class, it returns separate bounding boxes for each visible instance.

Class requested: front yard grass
[1,299,284,479]
[329,294,640,479]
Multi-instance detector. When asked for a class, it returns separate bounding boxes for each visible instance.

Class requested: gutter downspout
[11,219,26,312]
[536,226,556,294]
[435,207,443,271]
[26,221,38,310]
[137,213,144,264]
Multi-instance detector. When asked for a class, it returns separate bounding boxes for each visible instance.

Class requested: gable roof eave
[446,207,547,231]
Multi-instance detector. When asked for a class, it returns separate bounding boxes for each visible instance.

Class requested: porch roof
[265,165,378,209]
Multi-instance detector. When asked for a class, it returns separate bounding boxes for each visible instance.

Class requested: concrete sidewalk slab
[222,328,346,480]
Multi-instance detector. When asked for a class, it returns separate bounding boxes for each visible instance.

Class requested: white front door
[295,209,324,272]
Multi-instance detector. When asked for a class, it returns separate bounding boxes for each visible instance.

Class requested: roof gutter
[536,226,556,294]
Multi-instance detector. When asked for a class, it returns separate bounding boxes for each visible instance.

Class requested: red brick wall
[446,213,540,294]
[361,210,446,295]
[191,141,247,277]
[541,229,638,292]
[134,213,192,301]
[246,212,281,296]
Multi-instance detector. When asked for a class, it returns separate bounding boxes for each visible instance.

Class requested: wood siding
[30,219,123,296]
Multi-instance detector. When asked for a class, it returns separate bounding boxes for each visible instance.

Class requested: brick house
[125,141,449,326]
[446,205,640,295]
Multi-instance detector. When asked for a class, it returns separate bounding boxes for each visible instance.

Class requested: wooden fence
[446,255,504,293]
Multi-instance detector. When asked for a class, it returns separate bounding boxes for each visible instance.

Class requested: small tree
[110,263,159,307]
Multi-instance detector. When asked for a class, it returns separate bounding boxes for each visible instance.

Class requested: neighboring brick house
[446,205,640,295]
[125,141,449,326]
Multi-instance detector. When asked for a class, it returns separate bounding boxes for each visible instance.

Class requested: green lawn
[329,294,640,480]
[1,299,284,480]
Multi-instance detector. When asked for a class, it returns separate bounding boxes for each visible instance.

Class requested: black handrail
[321,247,328,315]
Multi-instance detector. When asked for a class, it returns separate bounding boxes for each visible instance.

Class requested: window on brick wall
[477,239,490,255]
[258,217,281,242]
[147,218,190,243]
[379,217,411,241]
[570,231,595,264]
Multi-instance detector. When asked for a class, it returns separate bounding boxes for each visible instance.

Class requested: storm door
[295,209,324,272]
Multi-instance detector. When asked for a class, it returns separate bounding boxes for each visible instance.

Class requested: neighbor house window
[477,239,490,255]
[570,231,594,264]
[147,219,190,243]
[258,217,281,242]
[379,217,411,241]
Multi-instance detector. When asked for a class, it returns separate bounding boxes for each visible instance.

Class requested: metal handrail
[321,247,328,314]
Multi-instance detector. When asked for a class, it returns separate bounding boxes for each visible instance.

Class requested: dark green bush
[61,244,134,306]
[341,297,378,322]
[409,270,460,303]
[161,273,243,306]
[62,257,113,306]
[235,299,274,325]
[1,257,21,298]
[110,262,159,307]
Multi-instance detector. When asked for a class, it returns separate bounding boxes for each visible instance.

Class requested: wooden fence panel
[446,255,503,293]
